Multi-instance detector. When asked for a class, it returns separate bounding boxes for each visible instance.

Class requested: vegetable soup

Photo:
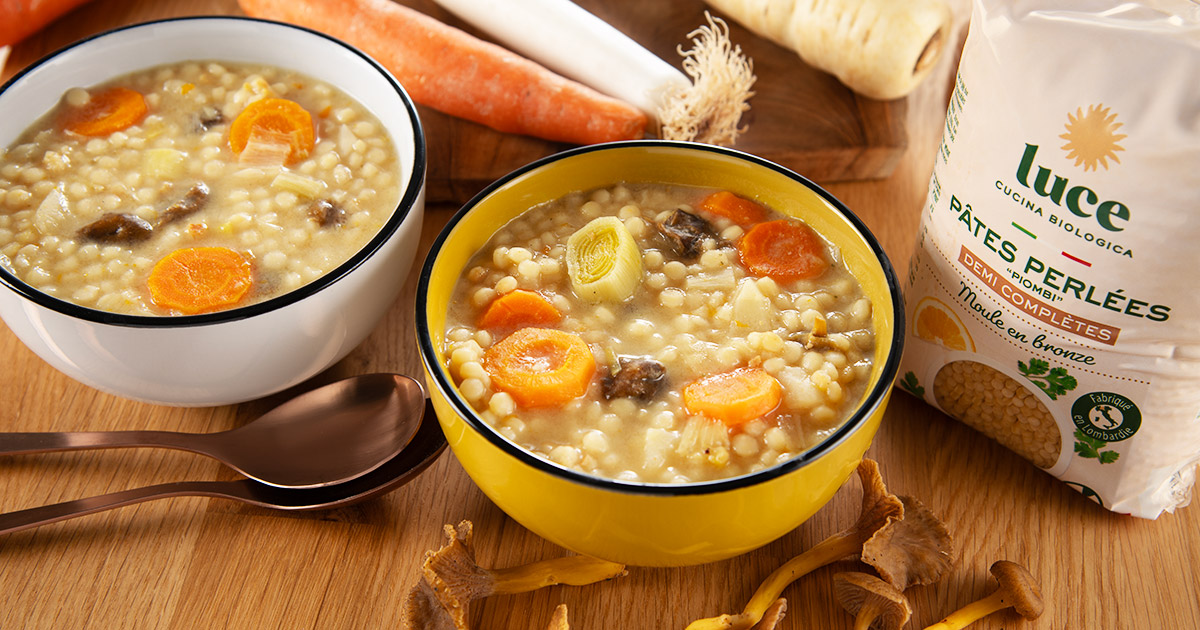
[443,183,876,483]
[0,60,402,315]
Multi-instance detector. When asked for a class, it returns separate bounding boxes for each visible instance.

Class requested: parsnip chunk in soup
[444,183,876,483]
[0,61,401,315]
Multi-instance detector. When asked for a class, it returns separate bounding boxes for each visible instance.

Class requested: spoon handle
[0,480,251,536]
[0,430,208,456]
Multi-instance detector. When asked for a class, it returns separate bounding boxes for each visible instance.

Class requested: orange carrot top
[147,247,254,314]
[60,87,148,137]
[483,327,596,408]
[477,289,562,331]
[1,0,94,47]
[699,190,768,226]
[236,0,646,145]
[683,367,783,427]
[737,219,829,282]
[229,97,316,164]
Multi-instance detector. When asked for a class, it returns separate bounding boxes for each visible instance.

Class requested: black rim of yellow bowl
[417,140,903,496]
[0,16,426,328]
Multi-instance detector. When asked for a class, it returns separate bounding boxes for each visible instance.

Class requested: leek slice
[731,278,773,329]
[33,188,68,235]
[271,171,326,198]
[143,148,186,179]
[566,216,642,302]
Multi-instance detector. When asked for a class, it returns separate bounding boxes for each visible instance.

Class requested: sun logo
[1059,104,1126,172]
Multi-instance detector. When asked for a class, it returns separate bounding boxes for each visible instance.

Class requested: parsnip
[705,0,952,99]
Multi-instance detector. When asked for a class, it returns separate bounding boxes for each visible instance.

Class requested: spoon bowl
[0,398,447,536]
[0,373,426,488]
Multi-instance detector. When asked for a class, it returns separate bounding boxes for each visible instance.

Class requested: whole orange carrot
[237,0,648,145]
[1,0,95,47]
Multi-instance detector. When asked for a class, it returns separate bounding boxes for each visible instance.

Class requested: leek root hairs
[660,12,756,146]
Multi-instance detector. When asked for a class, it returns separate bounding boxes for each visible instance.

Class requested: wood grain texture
[2,1,1198,629]
[413,0,908,202]
[0,0,905,204]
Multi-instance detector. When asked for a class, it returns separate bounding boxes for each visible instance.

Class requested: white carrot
[704,0,952,100]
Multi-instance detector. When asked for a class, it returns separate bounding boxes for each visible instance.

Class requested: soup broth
[0,60,401,315]
[444,182,876,483]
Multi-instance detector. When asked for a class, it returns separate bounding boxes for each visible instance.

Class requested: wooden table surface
[3,2,1198,629]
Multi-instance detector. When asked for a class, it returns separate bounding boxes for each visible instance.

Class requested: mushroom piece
[308,198,346,227]
[403,578,458,630]
[78,212,154,243]
[194,105,225,130]
[923,561,1044,630]
[400,521,627,630]
[861,495,955,590]
[601,355,666,400]
[657,207,718,259]
[547,604,570,630]
[685,459,904,630]
[749,599,788,630]
[158,182,210,226]
[833,572,911,630]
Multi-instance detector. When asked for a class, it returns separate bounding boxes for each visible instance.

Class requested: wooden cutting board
[416,0,908,202]
[0,0,907,204]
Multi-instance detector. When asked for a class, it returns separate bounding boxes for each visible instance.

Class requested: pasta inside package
[900,0,1200,517]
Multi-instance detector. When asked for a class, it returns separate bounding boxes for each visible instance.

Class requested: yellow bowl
[416,141,903,567]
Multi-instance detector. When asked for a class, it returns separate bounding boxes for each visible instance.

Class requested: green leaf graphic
[1019,357,1078,400]
[1020,358,1050,376]
[1073,429,1119,465]
[899,371,925,399]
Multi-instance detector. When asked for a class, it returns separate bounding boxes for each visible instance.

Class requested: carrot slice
[483,328,596,408]
[477,290,562,331]
[236,0,647,145]
[147,247,254,314]
[737,219,829,282]
[228,97,315,164]
[699,190,768,226]
[683,367,783,427]
[60,87,148,137]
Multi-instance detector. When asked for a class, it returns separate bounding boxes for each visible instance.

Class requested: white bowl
[0,18,426,406]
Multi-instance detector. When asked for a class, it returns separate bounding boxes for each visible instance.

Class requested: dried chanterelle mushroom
[685,459,904,630]
[547,604,569,630]
[401,521,627,629]
[862,495,955,590]
[833,572,912,630]
[750,599,788,629]
[923,560,1044,630]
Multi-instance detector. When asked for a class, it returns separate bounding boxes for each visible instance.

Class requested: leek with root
[431,0,755,145]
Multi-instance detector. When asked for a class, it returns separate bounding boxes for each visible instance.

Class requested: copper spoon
[0,397,446,536]
[0,373,425,489]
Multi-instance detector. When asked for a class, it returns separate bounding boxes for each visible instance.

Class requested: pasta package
[900,0,1200,517]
